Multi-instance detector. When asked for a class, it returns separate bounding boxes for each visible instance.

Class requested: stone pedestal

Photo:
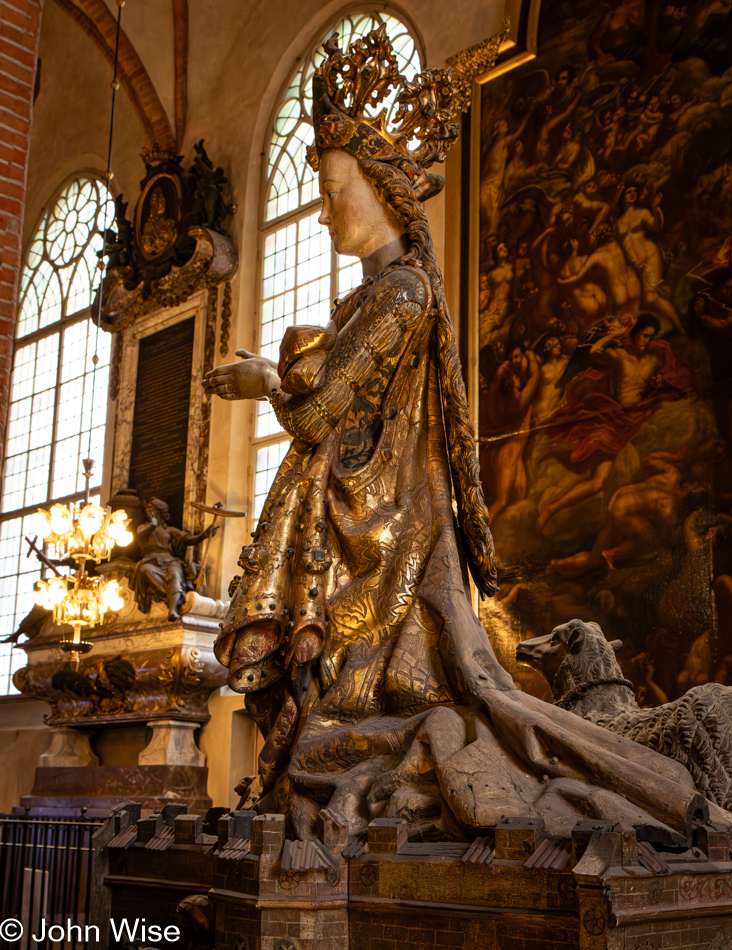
[138,719,204,767]
[39,726,99,767]
[11,607,227,817]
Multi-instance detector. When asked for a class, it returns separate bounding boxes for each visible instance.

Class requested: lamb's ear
[567,626,585,655]
[609,639,623,653]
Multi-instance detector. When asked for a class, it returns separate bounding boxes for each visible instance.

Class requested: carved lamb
[516,619,732,810]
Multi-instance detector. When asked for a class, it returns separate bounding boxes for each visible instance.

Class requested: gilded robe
[215,258,729,840]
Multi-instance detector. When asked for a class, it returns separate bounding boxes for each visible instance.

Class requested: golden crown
[308,26,459,179]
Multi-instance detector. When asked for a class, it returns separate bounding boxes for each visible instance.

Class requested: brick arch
[50,0,176,149]
[172,0,188,149]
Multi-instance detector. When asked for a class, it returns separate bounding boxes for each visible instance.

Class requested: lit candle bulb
[78,503,105,537]
[50,504,73,537]
[33,509,54,540]
[100,578,124,612]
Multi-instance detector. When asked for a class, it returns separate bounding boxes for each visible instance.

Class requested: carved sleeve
[271,268,429,444]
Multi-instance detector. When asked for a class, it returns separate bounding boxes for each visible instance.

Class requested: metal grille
[0,816,102,949]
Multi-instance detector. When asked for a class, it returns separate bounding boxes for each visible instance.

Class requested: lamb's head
[515,618,623,701]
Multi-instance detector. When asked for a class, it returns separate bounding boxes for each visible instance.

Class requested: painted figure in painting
[477,0,732,703]
[538,313,691,531]
[204,28,727,843]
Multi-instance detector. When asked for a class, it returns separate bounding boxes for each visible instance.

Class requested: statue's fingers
[263,369,282,395]
[204,361,241,380]
[204,369,233,384]
[235,348,257,360]
[205,382,234,396]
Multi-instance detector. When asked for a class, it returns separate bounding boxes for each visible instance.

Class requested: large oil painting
[477,0,732,704]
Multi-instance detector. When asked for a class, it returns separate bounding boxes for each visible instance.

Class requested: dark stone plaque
[129,318,195,527]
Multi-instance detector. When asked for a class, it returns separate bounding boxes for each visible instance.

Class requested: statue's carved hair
[147,497,170,523]
[358,156,499,596]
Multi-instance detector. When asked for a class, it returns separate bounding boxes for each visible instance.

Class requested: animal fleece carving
[516,619,732,810]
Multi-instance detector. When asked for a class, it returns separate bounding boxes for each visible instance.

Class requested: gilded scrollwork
[180,647,205,691]
[100,143,238,332]
[446,16,511,115]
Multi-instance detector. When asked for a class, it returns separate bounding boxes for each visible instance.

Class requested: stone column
[39,726,99,767]
[138,719,205,767]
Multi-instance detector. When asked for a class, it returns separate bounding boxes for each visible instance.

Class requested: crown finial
[140,143,181,168]
[308,26,460,199]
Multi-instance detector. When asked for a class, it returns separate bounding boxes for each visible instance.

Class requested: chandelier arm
[25,536,63,577]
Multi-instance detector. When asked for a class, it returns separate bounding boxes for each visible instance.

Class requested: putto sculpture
[204,27,731,842]
[131,498,217,621]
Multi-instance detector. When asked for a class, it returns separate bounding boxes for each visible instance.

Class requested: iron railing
[0,815,103,949]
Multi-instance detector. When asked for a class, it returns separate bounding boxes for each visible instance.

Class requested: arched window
[251,8,422,519]
[0,176,114,693]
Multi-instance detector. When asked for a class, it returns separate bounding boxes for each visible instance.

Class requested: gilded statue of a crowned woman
[204,28,730,842]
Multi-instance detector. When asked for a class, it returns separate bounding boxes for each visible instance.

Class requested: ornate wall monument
[12,141,239,816]
[92,18,732,949]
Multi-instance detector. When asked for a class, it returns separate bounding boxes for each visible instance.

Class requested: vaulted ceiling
[50,0,185,147]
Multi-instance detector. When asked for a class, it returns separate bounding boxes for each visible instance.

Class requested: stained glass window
[0,176,114,694]
[252,9,422,518]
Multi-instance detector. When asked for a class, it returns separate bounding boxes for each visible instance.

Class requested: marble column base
[39,727,99,768]
[138,719,205,767]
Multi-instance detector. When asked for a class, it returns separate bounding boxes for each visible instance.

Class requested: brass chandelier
[32,461,133,659]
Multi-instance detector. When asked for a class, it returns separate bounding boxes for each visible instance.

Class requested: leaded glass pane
[253,441,291,521]
[0,176,113,694]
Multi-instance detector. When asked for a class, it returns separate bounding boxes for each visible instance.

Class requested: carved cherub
[130,498,217,621]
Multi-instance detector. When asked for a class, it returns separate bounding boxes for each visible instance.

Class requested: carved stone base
[138,720,204,767]
[92,807,732,950]
[17,765,212,818]
[39,726,99,768]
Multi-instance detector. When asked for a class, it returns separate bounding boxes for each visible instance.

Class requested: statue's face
[318,149,397,259]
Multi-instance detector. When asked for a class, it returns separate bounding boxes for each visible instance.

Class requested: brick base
[94,809,732,950]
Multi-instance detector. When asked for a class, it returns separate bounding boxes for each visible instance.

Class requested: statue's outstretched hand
[203,349,281,401]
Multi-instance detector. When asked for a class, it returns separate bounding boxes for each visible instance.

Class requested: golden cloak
[215,259,725,841]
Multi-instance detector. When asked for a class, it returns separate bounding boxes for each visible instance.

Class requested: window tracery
[0,176,113,693]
